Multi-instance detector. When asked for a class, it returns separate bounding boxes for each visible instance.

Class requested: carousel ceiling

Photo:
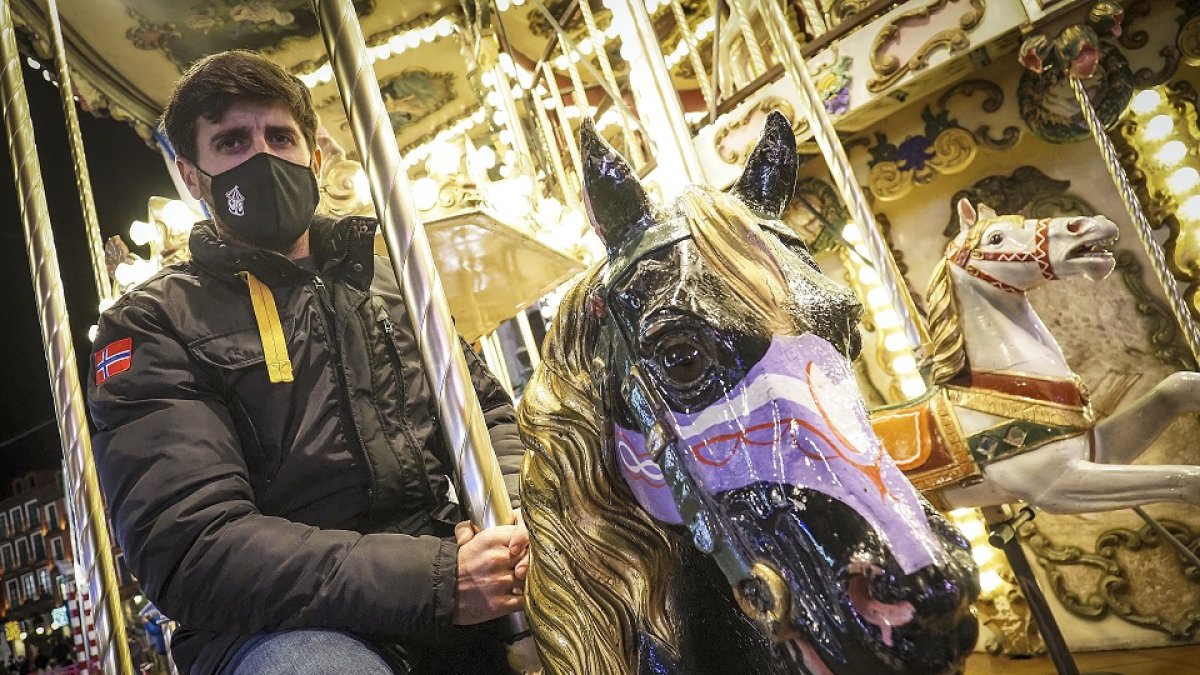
[10,0,471,150]
[8,0,622,338]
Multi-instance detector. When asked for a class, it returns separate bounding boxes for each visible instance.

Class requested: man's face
[177,98,319,220]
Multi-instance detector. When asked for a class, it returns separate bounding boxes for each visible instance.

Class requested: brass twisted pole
[310,1,539,670]
[1070,77,1200,362]
[754,0,928,354]
[45,0,111,302]
[0,1,130,672]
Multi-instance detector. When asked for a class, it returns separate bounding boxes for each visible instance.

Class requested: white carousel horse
[872,198,1200,513]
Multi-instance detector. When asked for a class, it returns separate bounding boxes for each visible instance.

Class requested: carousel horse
[872,199,1200,513]
[517,112,979,675]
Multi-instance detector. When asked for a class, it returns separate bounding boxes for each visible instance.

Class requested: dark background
[0,55,176,491]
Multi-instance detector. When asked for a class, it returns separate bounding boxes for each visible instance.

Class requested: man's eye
[272,134,296,145]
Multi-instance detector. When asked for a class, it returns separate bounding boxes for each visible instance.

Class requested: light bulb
[891,355,917,373]
[874,309,899,329]
[866,287,890,308]
[1167,167,1200,194]
[1130,89,1161,114]
[972,545,995,565]
[1180,195,1200,223]
[857,266,880,285]
[411,177,439,211]
[979,569,1004,595]
[957,518,985,542]
[899,377,927,399]
[128,219,159,247]
[160,200,198,235]
[883,332,909,352]
[1155,140,1188,166]
[1142,114,1174,141]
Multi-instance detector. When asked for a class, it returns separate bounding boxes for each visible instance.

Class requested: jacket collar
[189,215,378,289]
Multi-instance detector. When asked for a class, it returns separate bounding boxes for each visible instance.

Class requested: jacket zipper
[312,275,377,505]
[380,313,440,509]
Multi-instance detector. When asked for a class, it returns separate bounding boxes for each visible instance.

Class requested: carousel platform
[965,644,1200,674]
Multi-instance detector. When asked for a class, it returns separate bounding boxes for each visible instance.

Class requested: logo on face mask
[226,185,246,217]
[201,152,319,250]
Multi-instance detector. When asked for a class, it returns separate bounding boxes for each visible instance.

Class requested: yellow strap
[239,271,294,384]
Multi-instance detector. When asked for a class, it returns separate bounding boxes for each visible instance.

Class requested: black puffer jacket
[87,216,523,674]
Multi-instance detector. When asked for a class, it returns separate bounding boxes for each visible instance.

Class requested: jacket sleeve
[87,294,457,641]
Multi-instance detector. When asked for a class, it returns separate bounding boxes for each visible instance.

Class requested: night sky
[0,57,176,490]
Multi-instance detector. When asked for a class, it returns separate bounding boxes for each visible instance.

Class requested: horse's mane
[518,185,788,672]
[518,264,682,673]
[925,213,996,384]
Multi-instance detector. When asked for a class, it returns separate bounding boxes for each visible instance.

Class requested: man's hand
[510,510,530,583]
[453,521,525,625]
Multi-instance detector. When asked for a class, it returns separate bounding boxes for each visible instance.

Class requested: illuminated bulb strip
[840,225,926,398]
[402,108,488,169]
[664,18,715,70]
[552,2,692,70]
[298,17,457,87]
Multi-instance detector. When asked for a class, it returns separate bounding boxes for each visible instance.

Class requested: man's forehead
[197,99,299,134]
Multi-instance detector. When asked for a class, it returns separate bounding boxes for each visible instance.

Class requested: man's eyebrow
[265,124,300,137]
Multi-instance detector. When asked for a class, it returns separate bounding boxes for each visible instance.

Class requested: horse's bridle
[592,216,801,637]
[947,216,1058,293]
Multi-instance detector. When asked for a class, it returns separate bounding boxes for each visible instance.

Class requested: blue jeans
[224,629,394,674]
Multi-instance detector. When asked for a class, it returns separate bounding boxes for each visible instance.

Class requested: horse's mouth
[1067,236,1117,260]
[844,562,917,648]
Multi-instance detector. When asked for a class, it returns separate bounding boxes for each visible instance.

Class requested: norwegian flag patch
[95,337,133,386]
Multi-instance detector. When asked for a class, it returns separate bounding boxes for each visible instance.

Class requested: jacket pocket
[187,328,279,490]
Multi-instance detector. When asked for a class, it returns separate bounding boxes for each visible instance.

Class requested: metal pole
[1070,76,1200,362]
[44,0,111,303]
[609,0,706,195]
[755,0,928,354]
[515,310,541,371]
[983,506,1080,675]
[0,2,130,672]
[1131,506,1200,572]
[310,2,539,670]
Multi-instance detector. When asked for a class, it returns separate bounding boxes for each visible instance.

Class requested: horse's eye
[987,232,1004,246]
[659,336,706,385]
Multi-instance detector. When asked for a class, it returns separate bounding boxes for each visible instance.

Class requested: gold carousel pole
[1070,77,1200,362]
[44,0,111,303]
[0,1,131,673]
[754,0,929,357]
[310,1,540,671]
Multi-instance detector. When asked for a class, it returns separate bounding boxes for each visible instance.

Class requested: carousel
[1,0,1198,672]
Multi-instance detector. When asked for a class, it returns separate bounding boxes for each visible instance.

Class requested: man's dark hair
[162,50,318,163]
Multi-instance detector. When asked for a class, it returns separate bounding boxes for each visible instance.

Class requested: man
[87,50,528,675]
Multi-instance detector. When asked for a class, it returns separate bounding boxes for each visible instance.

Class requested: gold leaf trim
[943,386,1095,429]
[867,0,987,93]
[1021,518,1200,638]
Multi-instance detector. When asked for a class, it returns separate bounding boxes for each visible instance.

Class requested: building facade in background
[0,470,139,668]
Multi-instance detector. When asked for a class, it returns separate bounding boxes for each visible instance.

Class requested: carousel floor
[964,644,1200,674]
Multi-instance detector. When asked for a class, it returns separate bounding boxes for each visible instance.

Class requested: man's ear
[310,145,323,176]
[177,156,204,202]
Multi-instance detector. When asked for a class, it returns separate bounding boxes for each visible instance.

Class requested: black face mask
[200,152,319,250]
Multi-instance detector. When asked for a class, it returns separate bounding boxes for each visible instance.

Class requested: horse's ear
[731,111,798,220]
[976,203,998,221]
[580,117,653,256]
[956,198,977,233]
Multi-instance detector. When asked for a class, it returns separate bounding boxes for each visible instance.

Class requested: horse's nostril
[1067,220,1084,233]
